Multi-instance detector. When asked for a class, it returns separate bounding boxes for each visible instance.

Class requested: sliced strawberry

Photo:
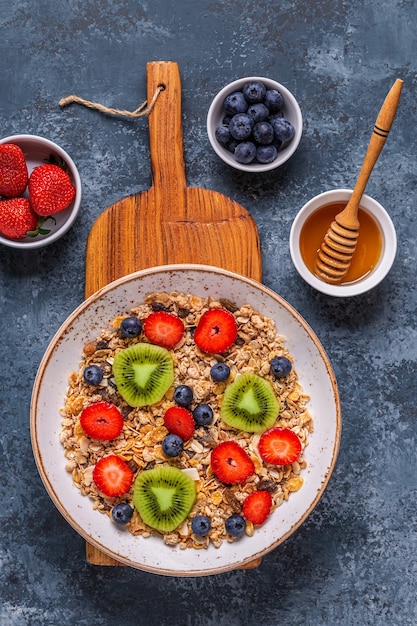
[0,143,28,198]
[92,455,134,497]
[210,440,254,484]
[164,406,195,441]
[143,310,184,348]
[194,308,238,354]
[80,401,124,440]
[258,427,302,466]
[242,490,273,525]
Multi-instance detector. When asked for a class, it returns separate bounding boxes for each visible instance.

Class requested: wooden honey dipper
[315,78,403,284]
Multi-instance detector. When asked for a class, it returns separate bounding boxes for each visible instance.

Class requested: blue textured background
[1,1,416,624]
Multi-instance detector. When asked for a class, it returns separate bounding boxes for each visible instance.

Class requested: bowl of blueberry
[207,76,302,172]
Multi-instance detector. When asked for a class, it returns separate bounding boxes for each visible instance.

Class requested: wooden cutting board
[84,61,263,569]
[85,61,261,295]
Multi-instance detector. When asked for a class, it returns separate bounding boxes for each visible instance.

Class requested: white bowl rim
[207,76,303,173]
[289,189,397,297]
[30,263,342,576]
[0,134,82,250]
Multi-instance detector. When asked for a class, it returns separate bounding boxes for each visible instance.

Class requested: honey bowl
[289,189,397,297]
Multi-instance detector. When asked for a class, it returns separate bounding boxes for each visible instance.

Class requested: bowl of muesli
[30,264,341,576]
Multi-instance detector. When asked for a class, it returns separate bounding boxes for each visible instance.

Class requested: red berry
[210,440,255,484]
[163,406,195,441]
[0,143,28,198]
[0,197,38,239]
[92,455,134,497]
[242,490,273,525]
[194,309,238,354]
[28,163,76,216]
[258,427,302,466]
[143,310,185,348]
[80,401,124,440]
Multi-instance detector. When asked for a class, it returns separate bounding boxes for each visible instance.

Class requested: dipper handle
[315,78,403,284]
[339,78,403,230]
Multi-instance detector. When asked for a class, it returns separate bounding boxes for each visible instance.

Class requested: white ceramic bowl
[31,264,341,576]
[0,134,82,249]
[207,76,302,172]
[289,189,397,297]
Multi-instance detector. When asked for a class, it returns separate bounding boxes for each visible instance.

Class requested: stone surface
[1,1,416,625]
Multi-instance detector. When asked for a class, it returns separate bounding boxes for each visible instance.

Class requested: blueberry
[265,89,284,112]
[191,515,211,536]
[193,403,214,426]
[270,356,292,378]
[229,113,254,141]
[256,144,278,164]
[234,141,257,164]
[112,502,134,525]
[243,81,266,104]
[269,111,284,121]
[83,364,103,386]
[271,117,295,143]
[225,138,239,153]
[215,125,232,146]
[253,121,274,145]
[225,514,246,537]
[272,137,283,152]
[162,433,183,457]
[210,362,231,382]
[223,91,248,115]
[247,103,270,123]
[174,384,194,407]
[120,316,142,338]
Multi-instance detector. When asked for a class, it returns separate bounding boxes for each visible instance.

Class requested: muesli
[60,291,313,549]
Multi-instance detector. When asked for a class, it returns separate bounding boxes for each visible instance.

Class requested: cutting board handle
[146,61,187,210]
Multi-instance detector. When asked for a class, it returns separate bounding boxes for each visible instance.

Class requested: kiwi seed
[132,466,196,533]
[112,343,174,407]
[220,372,280,433]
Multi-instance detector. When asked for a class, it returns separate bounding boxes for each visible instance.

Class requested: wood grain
[85,61,261,295]
[84,61,262,571]
[315,78,403,284]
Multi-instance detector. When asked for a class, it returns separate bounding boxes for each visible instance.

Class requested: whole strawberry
[28,163,76,216]
[0,143,28,198]
[0,197,39,239]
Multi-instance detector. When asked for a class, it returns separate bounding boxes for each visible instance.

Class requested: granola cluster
[60,292,313,549]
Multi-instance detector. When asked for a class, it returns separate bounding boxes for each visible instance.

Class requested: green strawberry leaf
[27,215,56,237]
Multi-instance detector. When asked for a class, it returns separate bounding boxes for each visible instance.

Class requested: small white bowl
[289,189,397,297]
[207,76,302,172]
[0,134,82,249]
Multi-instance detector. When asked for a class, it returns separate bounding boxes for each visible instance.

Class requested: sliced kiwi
[112,343,174,407]
[220,372,280,433]
[132,466,196,533]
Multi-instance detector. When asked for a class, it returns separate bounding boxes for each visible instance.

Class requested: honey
[299,202,383,284]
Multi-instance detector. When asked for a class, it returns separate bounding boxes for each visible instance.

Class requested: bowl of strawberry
[207,76,302,172]
[0,134,81,249]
